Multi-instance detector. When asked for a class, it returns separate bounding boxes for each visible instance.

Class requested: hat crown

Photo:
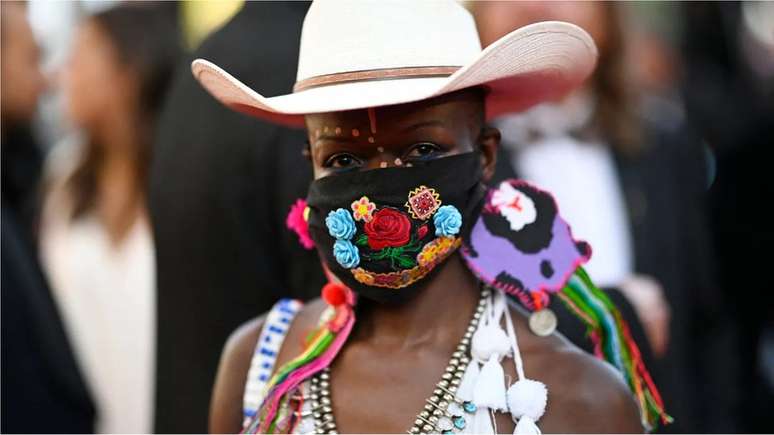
[296,0,482,81]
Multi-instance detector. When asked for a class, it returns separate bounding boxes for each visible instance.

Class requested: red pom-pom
[322,282,348,307]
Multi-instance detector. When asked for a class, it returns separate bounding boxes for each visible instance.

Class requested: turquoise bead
[462,401,477,413]
[453,415,466,430]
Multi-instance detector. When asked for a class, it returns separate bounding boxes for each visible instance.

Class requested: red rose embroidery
[364,208,411,250]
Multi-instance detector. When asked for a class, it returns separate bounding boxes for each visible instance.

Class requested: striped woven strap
[242,298,304,426]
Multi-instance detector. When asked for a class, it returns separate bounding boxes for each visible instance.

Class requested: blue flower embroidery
[325,208,356,240]
[333,239,360,269]
[434,205,462,236]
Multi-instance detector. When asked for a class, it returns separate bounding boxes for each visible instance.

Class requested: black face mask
[306,152,484,303]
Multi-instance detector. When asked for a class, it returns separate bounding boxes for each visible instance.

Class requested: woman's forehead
[304,88,484,135]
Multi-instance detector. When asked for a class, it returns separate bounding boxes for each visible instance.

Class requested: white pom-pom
[473,355,508,411]
[507,379,548,421]
[456,359,480,402]
[514,416,541,435]
[472,324,511,362]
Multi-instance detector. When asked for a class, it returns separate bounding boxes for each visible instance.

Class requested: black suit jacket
[149,3,323,432]
[1,202,95,433]
[495,120,736,432]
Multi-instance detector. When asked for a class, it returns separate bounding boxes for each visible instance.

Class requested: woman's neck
[352,254,481,349]
[93,115,145,245]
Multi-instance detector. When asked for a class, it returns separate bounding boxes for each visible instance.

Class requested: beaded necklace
[307,288,490,434]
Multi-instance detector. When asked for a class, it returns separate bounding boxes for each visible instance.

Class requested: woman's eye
[405,142,443,160]
[324,153,362,169]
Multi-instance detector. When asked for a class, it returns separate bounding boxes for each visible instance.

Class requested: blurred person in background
[681,2,774,432]
[2,0,48,229]
[473,2,736,432]
[37,4,180,433]
[148,3,322,432]
[1,1,96,432]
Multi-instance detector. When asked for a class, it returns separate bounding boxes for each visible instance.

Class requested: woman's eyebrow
[400,119,447,133]
[314,135,357,145]
[311,138,360,161]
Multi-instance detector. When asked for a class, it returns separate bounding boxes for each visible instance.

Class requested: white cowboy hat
[192,0,597,128]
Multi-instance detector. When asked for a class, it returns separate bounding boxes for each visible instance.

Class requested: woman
[473,3,729,431]
[39,4,180,433]
[473,1,673,358]
[195,1,668,433]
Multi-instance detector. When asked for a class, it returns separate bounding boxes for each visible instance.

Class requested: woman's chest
[316,350,586,435]
[316,347,533,434]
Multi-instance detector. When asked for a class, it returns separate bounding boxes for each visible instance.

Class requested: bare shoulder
[208,299,328,433]
[272,298,328,366]
[510,305,644,433]
[540,345,644,433]
[209,315,265,433]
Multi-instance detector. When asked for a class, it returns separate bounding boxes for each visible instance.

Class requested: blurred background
[1,1,772,433]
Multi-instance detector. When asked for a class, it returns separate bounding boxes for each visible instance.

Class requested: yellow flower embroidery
[435,236,455,254]
[352,268,375,285]
[417,243,440,267]
[350,196,376,222]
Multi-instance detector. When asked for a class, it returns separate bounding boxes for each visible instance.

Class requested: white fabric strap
[503,296,526,381]
[242,298,304,426]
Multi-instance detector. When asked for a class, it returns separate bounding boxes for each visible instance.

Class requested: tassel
[514,416,541,435]
[473,355,508,411]
[457,358,480,402]
[471,406,495,435]
[471,291,510,412]
[555,267,672,431]
[242,278,357,433]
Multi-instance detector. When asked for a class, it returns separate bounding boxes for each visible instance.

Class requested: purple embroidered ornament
[461,180,591,311]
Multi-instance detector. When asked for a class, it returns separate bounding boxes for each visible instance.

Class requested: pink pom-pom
[286,199,314,249]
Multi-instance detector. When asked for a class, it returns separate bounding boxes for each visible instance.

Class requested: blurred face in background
[0,2,46,129]
[62,18,139,139]
[473,1,609,54]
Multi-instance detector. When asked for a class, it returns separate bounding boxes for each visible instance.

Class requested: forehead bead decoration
[367,107,377,145]
[352,129,360,137]
[335,127,342,135]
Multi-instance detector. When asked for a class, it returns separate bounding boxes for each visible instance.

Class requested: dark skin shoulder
[210,89,642,433]
[209,316,263,434]
[209,300,328,434]
[508,301,644,433]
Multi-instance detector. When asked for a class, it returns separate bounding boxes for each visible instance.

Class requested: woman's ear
[302,140,312,161]
[479,126,500,182]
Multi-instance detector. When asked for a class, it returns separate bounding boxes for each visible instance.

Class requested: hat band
[293,66,461,92]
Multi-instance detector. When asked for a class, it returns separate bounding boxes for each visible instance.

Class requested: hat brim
[191,21,597,128]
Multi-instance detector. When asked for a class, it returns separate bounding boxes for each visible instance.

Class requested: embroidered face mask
[306,152,484,303]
